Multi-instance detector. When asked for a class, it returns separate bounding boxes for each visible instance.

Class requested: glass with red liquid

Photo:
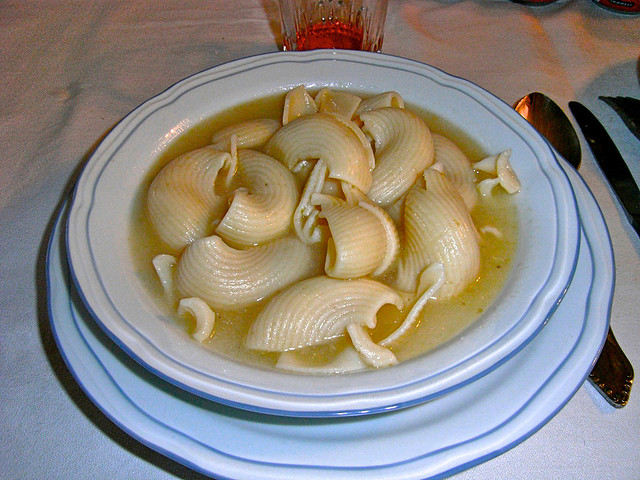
[278,0,389,52]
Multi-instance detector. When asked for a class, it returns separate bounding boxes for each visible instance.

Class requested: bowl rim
[66,50,580,417]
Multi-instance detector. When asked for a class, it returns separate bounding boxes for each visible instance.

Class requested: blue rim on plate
[65,50,581,416]
[48,158,612,479]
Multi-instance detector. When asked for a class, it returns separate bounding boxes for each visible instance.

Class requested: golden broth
[129,91,518,370]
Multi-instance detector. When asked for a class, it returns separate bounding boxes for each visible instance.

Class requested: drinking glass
[277,0,389,52]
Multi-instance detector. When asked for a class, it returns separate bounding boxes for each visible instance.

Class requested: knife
[569,101,640,239]
[599,96,640,142]
[569,101,635,408]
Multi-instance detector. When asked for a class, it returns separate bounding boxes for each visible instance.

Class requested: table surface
[1,1,639,479]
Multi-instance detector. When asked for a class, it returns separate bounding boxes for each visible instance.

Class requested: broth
[129,91,518,370]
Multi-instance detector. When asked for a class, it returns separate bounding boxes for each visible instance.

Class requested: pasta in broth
[134,86,520,374]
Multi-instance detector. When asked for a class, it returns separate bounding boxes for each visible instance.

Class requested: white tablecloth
[1,1,639,478]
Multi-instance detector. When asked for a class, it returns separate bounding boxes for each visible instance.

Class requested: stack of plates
[48,51,613,479]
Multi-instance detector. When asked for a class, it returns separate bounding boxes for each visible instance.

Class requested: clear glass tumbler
[277,0,389,52]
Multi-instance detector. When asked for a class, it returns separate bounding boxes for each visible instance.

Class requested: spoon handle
[588,327,634,407]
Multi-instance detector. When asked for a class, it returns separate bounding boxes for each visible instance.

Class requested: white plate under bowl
[49,160,612,479]
[66,50,580,417]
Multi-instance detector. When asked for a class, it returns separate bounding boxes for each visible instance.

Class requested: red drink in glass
[294,20,365,51]
[278,0,388,52]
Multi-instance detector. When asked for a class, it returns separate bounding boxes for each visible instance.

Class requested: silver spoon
[514,92,582,169]
[515,92,633,408]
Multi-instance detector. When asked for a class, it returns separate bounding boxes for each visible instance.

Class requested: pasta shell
[282,85,318,125]
[293,160,330,244]
[361,108,435,206]
[379,263,445,346]
[147,146,232,251]
[312,195,387,279]
[432,133,478,210]
[396,169,481,299]
[347,323,398,368]
[355,91,405,117]
[211,118,280,151]
[315,88,362,119]
[339,183,400,275]
[358,200,400,276]
[177,297,216,343]
[152,254,177,301]
[175,235,320,310]
[475,149,521,195]
[265,112,375,193]
[215,150,299,247]
[245,276,404,352]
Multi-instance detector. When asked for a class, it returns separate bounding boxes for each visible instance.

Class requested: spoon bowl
[514,92,582,169]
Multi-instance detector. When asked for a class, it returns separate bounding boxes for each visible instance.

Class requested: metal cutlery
[514,92,581,169]
[599,96,640,142]
[569,101,640,239]
[515,93,634,407]
[568,101,636,407]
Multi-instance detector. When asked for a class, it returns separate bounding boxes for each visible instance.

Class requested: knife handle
[588,327,634,407]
